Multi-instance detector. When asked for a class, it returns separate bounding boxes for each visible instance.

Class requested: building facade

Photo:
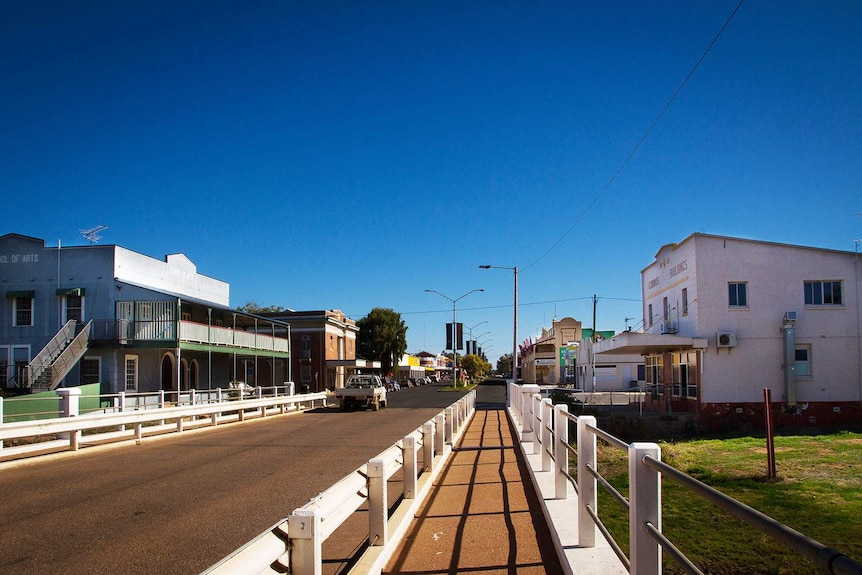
[596,233,862,428]
[0,234,291,395]
[260,309,360,393]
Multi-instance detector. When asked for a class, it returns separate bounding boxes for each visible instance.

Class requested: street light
[466,321,488,355]
[425,288,484,385]
[479,265,518,387]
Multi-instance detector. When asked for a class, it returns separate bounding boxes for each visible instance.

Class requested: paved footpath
[383,406,563,574]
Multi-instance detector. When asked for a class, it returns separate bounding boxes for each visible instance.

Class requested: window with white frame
[804,280,843,306]
[125,355,138,391]
[647,304,654,327]
[795,346,811,377]
[682,288,689,315]
[728,282,748,308]
[14,296,33,327]
[64,295,84,323]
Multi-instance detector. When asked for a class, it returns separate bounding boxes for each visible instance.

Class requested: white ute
[335,374,388,411]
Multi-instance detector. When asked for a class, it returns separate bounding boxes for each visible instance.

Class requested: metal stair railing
[27,320,78,388]
[46,320,92,390]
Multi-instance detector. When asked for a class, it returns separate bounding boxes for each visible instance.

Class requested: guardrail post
[532,394,542,455]
[191,389,197,406]
[423,422,435,471]
[541,398,553,472]
[368,458,388,546]
[159,390,166,425]
[217,388,223,403]
[577,415,597,547]
[445,407,454,445]
[630,442,661,575]
[289,508,322,575]
[287,382,295,396]
[555,404,569,499]
[118,392,126,432]
[56,387,82,450]
[520,385,540,449]
[403,436,417,499]
[435,414,445,455]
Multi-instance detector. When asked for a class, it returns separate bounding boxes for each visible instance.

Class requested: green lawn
[586,431,862,575]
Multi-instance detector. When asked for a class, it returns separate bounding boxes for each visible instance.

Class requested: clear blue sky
[3,1,860,365]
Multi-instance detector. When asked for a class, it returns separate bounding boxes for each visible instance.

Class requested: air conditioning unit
[716,332,737,348]
[784,311,797,323]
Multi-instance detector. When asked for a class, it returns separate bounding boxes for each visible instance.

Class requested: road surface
[0,382,471,575]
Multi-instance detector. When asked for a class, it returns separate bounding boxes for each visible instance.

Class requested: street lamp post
[425,288,484,386]
[466,321,488,355]
[479,265,518,385]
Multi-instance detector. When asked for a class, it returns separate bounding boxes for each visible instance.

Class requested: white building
[1,233,291,395]
[596,233,862,429]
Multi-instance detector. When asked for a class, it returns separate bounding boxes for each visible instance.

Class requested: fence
[508,382,862,575]
[0,383,322,460]
[202,389,477,575]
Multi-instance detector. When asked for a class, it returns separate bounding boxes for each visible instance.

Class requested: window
[300,364,312,383]
[728,282,748,307]
[646,355,663,398]
[81,357,101,385]
[804,281,843,306]
[682,288,689,315]
[301,335,311,359]
[181,312,191,321]
[14,296,33,326]
[662,297,669,321]
[795,346,811,377]
[125,355,138,391]
[64,295,84,323]
[671,351,698,399]
[647,304,654,327]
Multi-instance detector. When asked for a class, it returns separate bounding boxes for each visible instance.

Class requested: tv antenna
[625,317,636,331]
[80,225,108,245]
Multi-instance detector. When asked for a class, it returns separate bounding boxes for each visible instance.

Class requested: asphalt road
[0,382,472,575]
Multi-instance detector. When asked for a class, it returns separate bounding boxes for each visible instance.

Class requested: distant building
[596,233,862,428]
[0,233,291,395]
[257,309,361,392]
[519,317,643,389]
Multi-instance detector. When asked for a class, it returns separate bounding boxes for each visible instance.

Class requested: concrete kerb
[348,403,476,575]
[505,406,628,575]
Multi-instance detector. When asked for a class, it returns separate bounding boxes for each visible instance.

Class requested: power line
[521,0,747,273]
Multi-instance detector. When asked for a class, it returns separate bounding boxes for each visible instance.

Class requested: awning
[6,290,35,298]
[594,331,708,356]
[56,287,85,296]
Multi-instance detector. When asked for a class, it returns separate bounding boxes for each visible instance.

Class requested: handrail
[0,390,326,457]
[202,389,477,575]
[506,382,862,575]
[643,454,862,575]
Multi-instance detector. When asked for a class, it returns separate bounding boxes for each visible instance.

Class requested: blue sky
[3,1,861,364]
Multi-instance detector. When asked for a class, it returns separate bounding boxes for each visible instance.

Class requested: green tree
[237,300,287,314]
[496,353,513,376]
[460,354,489,380]
[357,307,408,374]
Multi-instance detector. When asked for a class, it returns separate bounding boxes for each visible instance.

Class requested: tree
[496,353,513,377]
[357,307,408,374]
[460,354,490,381]
[237,300,287,314]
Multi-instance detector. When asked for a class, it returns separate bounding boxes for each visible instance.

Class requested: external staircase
[28,320,92,392]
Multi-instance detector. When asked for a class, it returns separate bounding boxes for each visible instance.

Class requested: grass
[585,431,862,574]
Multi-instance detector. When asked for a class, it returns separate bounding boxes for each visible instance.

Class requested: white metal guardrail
[508,382,862,575]
[202,390,477,575]
[0,384,324,460]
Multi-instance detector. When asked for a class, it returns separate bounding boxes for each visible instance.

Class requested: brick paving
[383,407,563,574]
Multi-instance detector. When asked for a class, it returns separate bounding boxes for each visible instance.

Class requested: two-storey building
[0,233,291,395]
[596,233,862,428]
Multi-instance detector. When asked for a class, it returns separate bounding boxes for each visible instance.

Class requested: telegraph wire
[521,0,747,274]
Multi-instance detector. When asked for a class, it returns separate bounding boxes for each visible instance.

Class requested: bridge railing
[508,382,862,575]
[0,384,323,460]
[202,389,477,575]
